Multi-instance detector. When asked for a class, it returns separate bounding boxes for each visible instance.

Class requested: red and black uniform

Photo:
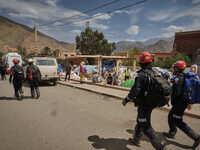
[26,64,41,99]
[9,65,24,99]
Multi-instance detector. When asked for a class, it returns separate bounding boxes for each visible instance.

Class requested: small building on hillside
[173,30,200,62]
[59,51,77,58]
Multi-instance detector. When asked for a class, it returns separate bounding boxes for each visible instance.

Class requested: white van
[2,53,23,73]
[25,57,59,85]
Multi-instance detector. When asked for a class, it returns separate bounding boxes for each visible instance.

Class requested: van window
[36,60,56,66]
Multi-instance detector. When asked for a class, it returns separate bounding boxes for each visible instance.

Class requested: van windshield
[36,60,55,66]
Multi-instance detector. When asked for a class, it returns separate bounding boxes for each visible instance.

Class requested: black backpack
[143,70,171,108]
[31,66,38,78]
[14,66,24,80]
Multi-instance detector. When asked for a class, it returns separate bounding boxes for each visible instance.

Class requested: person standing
[65,63,71,81]
[122,52,167,150]
[125,67,130,81]
[163,60,200,149]
[80,62,86,84]
[9,58,24,100]
[26,58,41,99]
[106,72,113,85]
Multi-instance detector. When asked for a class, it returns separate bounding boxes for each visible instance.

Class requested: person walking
[9,58,24,100]
[26,58,41,99]
[65,63,71,81]
[80,62,86,84]
[122,52,167,150]
[163,60,200,149]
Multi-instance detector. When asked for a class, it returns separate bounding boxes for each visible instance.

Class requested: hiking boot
[35,95,40,99]
[129,137,141,147]
[21,95,24,100]
[17,96,21,101]
[193,136,200,150]
[163,132,175,139]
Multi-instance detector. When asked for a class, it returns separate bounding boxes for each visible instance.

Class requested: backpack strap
[141,69,155,96]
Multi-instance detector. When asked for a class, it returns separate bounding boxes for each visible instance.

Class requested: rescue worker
[9,58,24,100]
[163,60,200,149]
[122,52,167,150]
[26,58,41,99]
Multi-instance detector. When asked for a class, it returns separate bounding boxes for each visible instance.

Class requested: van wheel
[53,79,58,86]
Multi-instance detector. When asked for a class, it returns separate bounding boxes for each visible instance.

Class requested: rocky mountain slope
[0,15,76,53]
[115,37,174,53]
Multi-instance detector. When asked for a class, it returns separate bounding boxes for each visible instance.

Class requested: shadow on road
[0,96,32,101]
[126,129,192,149]
[88,135,134,150]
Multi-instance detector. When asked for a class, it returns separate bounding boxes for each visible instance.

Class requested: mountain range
[0,15,76,53]
[114,36,174,53]
[0,15,174,54]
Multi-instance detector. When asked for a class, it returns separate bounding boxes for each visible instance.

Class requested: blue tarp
[102,60,115,71]
[58,64,62,73]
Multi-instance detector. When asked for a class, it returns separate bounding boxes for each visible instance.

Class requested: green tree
[76,27,116,55]
[152,53,190,69]
[16,45,28,61]
[53,49,60,57]
[0,52,4,60]
[128,47,141,58]
[41,46,52,55]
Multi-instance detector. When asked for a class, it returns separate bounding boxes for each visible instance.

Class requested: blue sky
[0,0,200,43]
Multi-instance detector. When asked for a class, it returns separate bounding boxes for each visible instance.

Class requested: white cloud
[162,25,183,32]
[129,8,143,24]
[112,10,131,14]
[0,0,81,21]
[70,30,81,35]
[0,0,111,31]
[126,25,139,35]
[192,0,200,3]
[159,32,175,38]
[147,5,200,22]
[93,13,111,20]
[46,0,57,6]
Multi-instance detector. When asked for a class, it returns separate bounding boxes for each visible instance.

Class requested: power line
[19,31,33,45]
[38,0,122,27]
[38,0,146,29]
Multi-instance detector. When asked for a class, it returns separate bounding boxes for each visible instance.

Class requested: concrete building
[113,51,173,62]
[173,30,200,62]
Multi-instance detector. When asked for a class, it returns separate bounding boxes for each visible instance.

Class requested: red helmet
[13,58,19,64]
[173,60,186,70]
[139,52,152,64]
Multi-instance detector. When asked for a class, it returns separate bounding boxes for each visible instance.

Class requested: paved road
[0,79,200,150]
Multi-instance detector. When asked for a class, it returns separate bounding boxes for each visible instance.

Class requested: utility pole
[34,24,38,54]
[86,20,90,28]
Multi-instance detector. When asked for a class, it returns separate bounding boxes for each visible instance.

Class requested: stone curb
[62,78,130,91]
[59,81,200,120]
